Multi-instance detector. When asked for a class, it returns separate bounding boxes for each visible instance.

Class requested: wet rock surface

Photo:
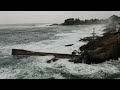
[71,16,120,64]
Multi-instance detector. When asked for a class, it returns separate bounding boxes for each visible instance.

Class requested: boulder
[65,44,74,47]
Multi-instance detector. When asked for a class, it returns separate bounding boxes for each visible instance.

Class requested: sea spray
[51,59,120,79]
[0,24,111,79]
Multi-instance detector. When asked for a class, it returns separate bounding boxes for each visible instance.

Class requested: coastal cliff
[61,18,108,25]
[71,31,120,64]
[70,15,120,64]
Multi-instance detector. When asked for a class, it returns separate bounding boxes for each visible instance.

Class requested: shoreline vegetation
[61,18,107,25]
[50,15,120,64]
[50,18,108,26]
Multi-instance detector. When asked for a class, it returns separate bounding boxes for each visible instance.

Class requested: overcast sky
[0,11,120,24]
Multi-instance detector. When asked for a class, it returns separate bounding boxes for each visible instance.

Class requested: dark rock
[72,50,78,55]
[73,28,120,64]
[47,77,56,79]
[49,23,59,26]
[46,58,59,63]
[52,58,59,62]
[65,44,74,47]
[46,60,52,63]
[79,36,101,42]
[79,37,93,42]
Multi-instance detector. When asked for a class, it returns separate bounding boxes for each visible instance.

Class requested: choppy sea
[0,23,120,79]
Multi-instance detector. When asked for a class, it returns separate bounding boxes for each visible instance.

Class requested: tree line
[61,18,108,25]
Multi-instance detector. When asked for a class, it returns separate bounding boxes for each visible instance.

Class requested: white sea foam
[1,24,113,79]
[3,57,119,79]
[51,59,120,78]
[0,67,20,79]
[1,24,106,55]
[0,56,55,79]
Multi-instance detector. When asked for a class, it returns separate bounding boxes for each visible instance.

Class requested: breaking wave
[1,24,119,79]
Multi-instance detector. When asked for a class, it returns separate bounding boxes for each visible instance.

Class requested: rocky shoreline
[11,15,120,64]
[70,18,120,64]
[48,15,120,64]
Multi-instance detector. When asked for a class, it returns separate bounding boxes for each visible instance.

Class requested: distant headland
[61,18,107,25]
[50,15,120,26]
[49,15,120,64]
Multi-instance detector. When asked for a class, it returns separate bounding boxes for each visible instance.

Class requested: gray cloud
[0,11,120,24]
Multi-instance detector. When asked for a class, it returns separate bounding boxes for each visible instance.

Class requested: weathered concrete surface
[12,49,80,59]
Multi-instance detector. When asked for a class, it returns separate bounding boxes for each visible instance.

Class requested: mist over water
[0,23,120,79]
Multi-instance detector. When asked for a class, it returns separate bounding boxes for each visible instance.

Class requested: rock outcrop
[70,19,120,64]
[71,28,120,64]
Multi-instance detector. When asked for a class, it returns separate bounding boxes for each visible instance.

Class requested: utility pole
[91,28,96,60]
[92,28,96,40]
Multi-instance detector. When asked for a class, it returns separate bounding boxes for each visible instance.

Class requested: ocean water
[0,23,120,79]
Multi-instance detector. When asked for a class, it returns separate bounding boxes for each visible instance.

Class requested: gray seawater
[0,23,120,79]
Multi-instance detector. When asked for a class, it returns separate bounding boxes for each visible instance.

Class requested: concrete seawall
[12,49,80,59]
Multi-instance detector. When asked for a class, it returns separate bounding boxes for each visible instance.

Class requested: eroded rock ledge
[70,27,120,64]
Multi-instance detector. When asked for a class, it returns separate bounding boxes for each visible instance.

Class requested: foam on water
[0,24,106,55]
[0,54,119,79]
[0,67,20,79]
[1,24,115,79]
[51,59,120,79]
[0,56,56,79]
